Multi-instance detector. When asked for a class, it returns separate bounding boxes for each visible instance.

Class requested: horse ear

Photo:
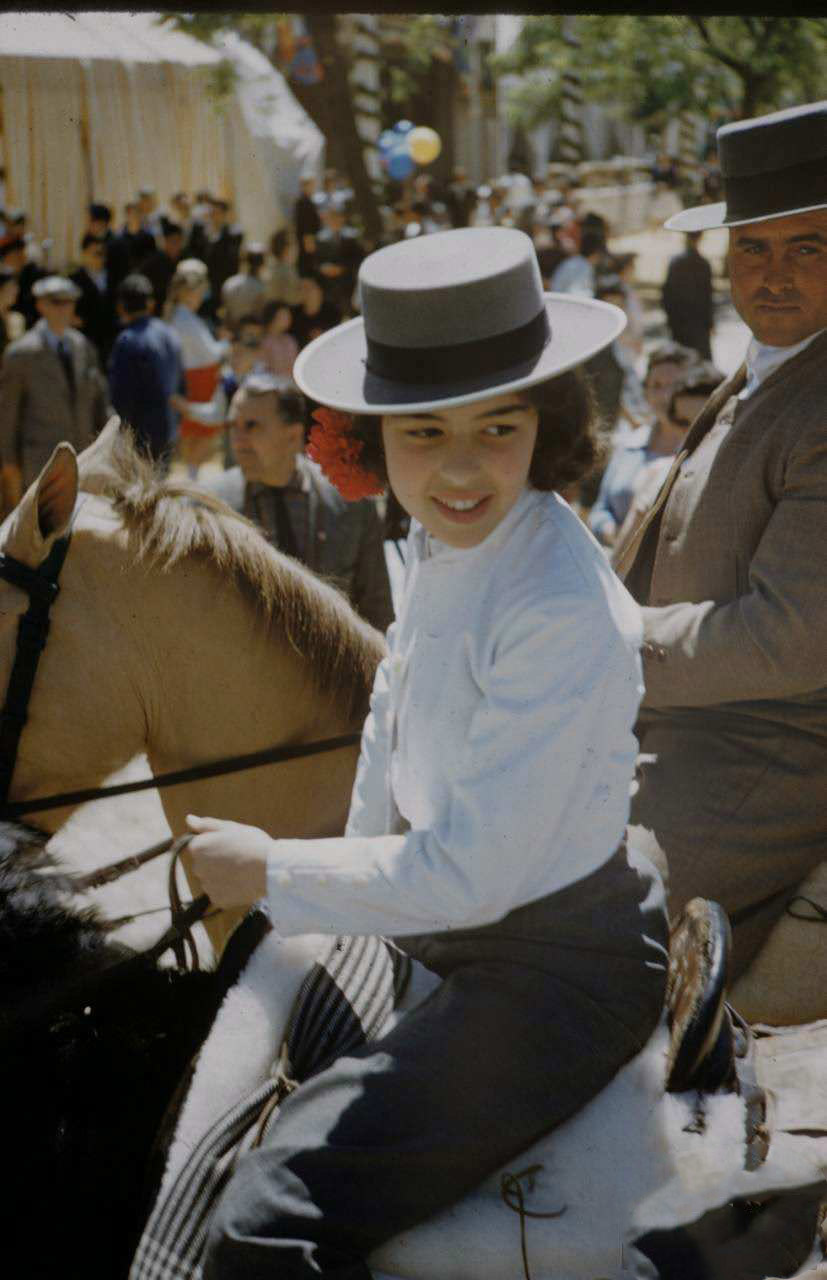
[76,416,123,495]
[35,444,79,539]
[1,444,78,566]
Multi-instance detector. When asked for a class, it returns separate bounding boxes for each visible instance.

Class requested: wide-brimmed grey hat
[666,100,827,233]
[32,275,81,301]
[292,227,625,413]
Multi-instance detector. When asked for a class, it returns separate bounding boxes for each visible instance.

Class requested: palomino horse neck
[0,427,385,947]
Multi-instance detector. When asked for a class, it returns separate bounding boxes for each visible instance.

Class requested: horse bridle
[0,533,72,811]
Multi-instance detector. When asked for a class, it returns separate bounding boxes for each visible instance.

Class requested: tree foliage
[160,13,459,242]
[494,16,827,133]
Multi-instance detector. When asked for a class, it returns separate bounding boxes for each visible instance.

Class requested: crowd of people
[0,159,722,629]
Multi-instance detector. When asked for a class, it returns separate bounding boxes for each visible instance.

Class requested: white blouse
[267,487,644,937]
[169,305,228,371]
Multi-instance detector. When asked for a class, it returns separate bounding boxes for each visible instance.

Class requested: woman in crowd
[165,257,228,477]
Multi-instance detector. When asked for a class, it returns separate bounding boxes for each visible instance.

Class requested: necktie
[57,339,76,400]
[270,488,298,558]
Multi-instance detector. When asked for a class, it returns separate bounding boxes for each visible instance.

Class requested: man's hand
[185,814,272,907]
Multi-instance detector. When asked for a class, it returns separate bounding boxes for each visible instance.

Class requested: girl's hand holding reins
[185,814,272,907]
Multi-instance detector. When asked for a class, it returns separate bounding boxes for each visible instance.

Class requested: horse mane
[78,426,385,724]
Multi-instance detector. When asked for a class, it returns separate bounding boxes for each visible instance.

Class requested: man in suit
[70,233,118,365]
[615,100,827,979]
[139,222,185,314]
[314,205,365,317]
[108,202,157,295]
[207,372,393,633]
[108,273,184,467]
[202,199,243,321]
[661,231,715,358]
[0,275,110,512]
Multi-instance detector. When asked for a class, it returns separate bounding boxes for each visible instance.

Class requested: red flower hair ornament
[307,408,384,501]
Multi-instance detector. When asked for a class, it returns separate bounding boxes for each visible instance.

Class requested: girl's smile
[382,392,539,548]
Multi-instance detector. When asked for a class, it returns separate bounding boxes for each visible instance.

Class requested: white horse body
[155,932,827,1280]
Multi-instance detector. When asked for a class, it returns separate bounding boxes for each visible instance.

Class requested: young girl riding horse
[185,227,669,1279]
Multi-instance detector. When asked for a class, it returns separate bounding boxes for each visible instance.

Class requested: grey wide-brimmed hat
[32,275,81,301]
[666,100,827,233]
[292,227,625,413]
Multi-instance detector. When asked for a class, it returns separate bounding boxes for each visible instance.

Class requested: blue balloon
[386,145,415,181]
[378,129,397,153]
[393,119,414,135]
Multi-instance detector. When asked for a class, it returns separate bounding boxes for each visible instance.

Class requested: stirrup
[666,898,736,1094]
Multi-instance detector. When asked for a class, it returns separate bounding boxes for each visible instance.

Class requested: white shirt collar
[39,321,67,352]
[417,486,536,566]
[739,329,825,400]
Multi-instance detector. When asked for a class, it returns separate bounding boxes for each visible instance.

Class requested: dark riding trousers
[202,844,667,1280]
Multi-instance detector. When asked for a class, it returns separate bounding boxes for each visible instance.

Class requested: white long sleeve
[266,490,643,938]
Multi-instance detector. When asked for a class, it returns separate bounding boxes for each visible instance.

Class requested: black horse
[0,821,822,1280]
[0,822,229,1278]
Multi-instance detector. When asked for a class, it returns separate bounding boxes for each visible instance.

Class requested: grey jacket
[0,319,111,485]
[207,454,394,634]
[615,331,827,972]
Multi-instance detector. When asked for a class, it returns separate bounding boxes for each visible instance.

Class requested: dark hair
[0,266,16,288]
[610,252,636,273]
[270,229,289,259]
[162,220,184,240]
[239,373,306,426]
[348,369,599,496]
[580,229,605,259]
[88,202,112,224]
[81,232,106,252]
[117,273,154,314]
[260,298,292,328]
[0,234,26,259]
[668,361,725,420]
[644,341,697,382]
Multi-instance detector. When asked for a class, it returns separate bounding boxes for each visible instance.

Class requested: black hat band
[364,308,551,386]
[725,154,827,224]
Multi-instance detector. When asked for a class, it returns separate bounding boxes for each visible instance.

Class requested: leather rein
[0,528,361,961]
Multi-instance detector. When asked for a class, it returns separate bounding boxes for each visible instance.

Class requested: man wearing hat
[0,275,110,512]
[615,100,827,985]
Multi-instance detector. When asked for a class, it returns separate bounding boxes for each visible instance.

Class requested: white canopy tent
[0,12,324,268]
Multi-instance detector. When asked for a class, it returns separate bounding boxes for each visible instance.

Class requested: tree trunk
[302,13,382,242]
